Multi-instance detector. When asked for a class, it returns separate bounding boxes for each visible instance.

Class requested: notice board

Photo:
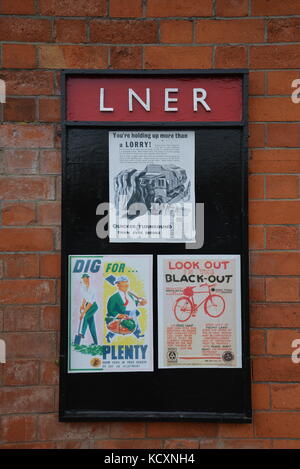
[60,70,251,422]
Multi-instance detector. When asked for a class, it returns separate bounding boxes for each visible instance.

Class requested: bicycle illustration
[173,284,225,322]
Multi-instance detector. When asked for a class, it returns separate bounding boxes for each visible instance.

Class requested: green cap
[81,273,90,279]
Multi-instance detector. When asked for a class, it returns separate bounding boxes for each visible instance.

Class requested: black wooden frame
[59,69,251,422]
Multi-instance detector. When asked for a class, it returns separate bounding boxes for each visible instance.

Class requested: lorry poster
[157,255,242,369]
[109,130,195,243]
[68,255,153,373]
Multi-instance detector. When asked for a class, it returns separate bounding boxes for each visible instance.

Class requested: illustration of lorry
[139,164,188,205]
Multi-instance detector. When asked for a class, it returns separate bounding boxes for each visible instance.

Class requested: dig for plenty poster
[157,255,242,369]
[68,255,153,373]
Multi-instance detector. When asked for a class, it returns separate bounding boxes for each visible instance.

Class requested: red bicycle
[173,284,225,322]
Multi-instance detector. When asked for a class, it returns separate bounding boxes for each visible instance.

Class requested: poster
[109,130,195,243]
[157,255,242,369]
[68,255,153,373]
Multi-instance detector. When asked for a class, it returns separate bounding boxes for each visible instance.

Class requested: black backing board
[60,70,251,422]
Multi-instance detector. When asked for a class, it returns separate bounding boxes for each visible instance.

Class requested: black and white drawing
[109,130,196,243]
[114,164,191,219]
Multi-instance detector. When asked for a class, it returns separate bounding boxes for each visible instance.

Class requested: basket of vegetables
[106,314,136,335]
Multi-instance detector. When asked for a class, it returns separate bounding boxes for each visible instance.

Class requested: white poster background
[157,254,242,369]
[109,130,195,243]
[68,254,153,373]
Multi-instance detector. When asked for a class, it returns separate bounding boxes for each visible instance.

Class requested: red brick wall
[1,0,300,450]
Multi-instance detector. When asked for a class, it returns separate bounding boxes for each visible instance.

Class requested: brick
[39,98,61,123]
[38,202,61,225]
[250,45,300,69]
[4,98,36,122]
[252,0,300,16]
[90,20,157,43]
[196,20,264,44]
[215,46,247,68]
[160,20,193,44]
[0,17,52,42]
[266,175,299,199]
[163,440,199,449]
[249,72,265,96]
[144,46,212,69]
[0,228,53,252]
[249,174,264,199]
[3,305,39,331]
[38,414,109,440]
[248,124,265,148]
[0,0,36,14]
[40,360,59,385]
[267,276,299,303]
[0,71,54,96]
[2,44,36,69]
[0,124,53,148]
[216,0,248,16]
[0,177,54,200]
[256,412,300,438]
[39,0,105,16]
[267,124,300,148]
[268,18,300,43]
[251,329,265,354]
[56,441,90,449]
[272,384,300,410]
[266,226,299,250]
[250,97,300,122]
[250,160,300,175]
[147,0,212,17]
[1,415,37,443]
[55,19,87,43]
[41,305,60,331]
[252,383,270,410]
[218,422,253,438]
[251,303,300,328]
[249,226,264,250]
[110,422,145,438]
[3,360,39,386]
[249,201,300,224]
[4,254,39,278]
[2,202,36,226]
[110,47,142,69]
[212,439,271,449]
[110,0,142,18]
[252,357,300,381]
[0,279,56,304]
[267,71,300,95]
[251,252,300,275]
[40,150,61,174]
[249,149,300,174]
[267,329,300,355]
[0,442,54,449]
[0,387,54,413]
[3,332,56,359]
[147,422,217,438]
[40,253,61,278]
[39,45,108,69]
[249,277,265,302]
[94,439,162,449]
[3,150,39,175]
[273,440,300,449]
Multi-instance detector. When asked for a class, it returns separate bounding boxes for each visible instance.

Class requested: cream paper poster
[109,130,195,243]
[158,255,242,369]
